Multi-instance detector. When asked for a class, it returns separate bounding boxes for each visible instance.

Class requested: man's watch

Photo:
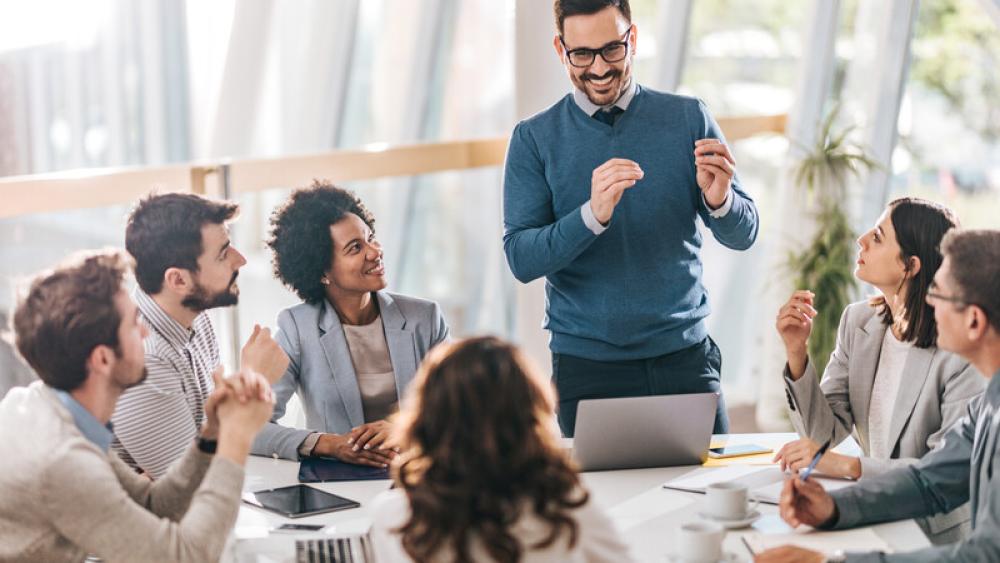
[197,436,218,454]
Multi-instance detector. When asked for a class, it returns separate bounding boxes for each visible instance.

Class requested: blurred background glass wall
[2,0,999,430]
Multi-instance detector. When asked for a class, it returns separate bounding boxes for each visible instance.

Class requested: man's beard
[575,68,628,106]
[182,272,239,311]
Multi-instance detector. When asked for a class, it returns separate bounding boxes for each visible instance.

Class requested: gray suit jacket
[251,291,449,460]
[831,370,1000,562]
[785,301,984,540]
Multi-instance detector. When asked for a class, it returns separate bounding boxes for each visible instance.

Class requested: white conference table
[225,433,931,562]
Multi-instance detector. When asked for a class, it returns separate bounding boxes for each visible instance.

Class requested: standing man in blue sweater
[503,0,759,437]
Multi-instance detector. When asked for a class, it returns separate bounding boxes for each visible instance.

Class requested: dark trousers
[552,336,728,438]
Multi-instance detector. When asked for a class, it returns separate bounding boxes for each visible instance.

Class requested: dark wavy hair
[126,193,238,295]
[14,250,131,391]
[392,337,588,563]
[554,0,631,35]
[870,197,958,348]
[267,180,376,304]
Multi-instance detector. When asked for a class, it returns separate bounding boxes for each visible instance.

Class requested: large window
[625,0,663,84]
[0,0,191,176]
[677,1,809,402]
[892,0,1000,228]
[0,0,517,397]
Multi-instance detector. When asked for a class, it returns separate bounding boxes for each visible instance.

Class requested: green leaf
[786,107,878,375]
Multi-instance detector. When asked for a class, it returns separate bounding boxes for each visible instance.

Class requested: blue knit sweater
[502,85,759,361]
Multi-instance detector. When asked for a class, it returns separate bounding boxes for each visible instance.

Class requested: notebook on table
[663,466,855,504]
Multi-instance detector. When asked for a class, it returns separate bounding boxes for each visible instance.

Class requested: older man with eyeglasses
[757,229,1000,563]
[502,0,759,438]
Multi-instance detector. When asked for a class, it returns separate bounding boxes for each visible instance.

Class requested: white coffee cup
[674,521,724,562]
[704,482,758,520]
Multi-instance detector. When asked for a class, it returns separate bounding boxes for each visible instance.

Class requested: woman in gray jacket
[251,182,449,467]
[773,197,984,544]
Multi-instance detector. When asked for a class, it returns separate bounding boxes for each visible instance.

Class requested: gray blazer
[785,301,984,541]
[829,371,1000,562]
[252,291,449,460]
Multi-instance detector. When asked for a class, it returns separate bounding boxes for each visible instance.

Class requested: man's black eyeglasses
[927,281,969,307]
[927,281,997,324]
[559,28,632,68]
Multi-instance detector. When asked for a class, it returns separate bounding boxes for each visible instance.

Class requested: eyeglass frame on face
[926,280,997,332]
[926,280,969,308]
[559,28,633,68]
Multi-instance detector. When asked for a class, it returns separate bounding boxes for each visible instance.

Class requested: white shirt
[868,329,912,460]
[369,488,634,563]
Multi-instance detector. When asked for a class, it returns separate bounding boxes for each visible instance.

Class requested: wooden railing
[0,114,787,219]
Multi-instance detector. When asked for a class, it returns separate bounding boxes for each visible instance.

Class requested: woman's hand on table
[313,432,394,468]
[773,438,861,479]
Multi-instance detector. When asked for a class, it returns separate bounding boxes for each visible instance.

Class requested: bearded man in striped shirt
[111,193,288,478]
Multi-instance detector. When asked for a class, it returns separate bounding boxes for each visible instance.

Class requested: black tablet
[243,484,360,518]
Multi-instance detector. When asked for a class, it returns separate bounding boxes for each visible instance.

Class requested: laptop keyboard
[295,535,373,563]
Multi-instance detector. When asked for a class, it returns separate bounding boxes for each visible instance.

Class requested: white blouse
[868,329,912,460]
[369,488,634,562]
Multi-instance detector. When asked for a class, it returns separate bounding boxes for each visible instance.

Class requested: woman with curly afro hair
[250,180,450,467]
[369,336,633,562]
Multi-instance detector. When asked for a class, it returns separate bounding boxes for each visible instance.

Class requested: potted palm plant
[788,107,878,375]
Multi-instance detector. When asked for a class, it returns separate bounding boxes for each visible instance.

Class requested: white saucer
[695,509,761,529]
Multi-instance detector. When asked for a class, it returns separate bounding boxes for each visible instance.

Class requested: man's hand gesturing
[590,158,643,225]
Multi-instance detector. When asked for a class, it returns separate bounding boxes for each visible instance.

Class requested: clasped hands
[200,367,276,443]
[313,420,400,468]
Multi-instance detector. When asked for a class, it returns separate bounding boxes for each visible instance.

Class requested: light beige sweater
[0,381,245,562]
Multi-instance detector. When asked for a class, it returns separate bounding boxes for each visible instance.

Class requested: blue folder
[297,457,390,483]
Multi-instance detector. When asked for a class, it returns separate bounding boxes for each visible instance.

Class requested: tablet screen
[244,484,360,518]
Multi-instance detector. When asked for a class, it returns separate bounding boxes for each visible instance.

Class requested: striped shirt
[111,290,219,478]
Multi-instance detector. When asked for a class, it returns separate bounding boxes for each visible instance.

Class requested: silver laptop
[572,393,717,471]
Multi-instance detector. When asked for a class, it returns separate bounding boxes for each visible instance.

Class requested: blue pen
[799,439,831,481]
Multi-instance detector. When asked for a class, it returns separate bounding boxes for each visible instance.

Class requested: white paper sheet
[750,476,855,504]
[663,466,784,494]
[663,467,856,505]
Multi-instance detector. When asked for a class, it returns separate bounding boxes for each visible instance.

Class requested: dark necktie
[593,106,624,126]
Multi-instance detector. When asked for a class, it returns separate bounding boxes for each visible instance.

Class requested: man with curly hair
[252,181,450,465]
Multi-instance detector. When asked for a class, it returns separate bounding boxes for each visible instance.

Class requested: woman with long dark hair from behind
[773,197,984,543]
[370,337,632,562]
